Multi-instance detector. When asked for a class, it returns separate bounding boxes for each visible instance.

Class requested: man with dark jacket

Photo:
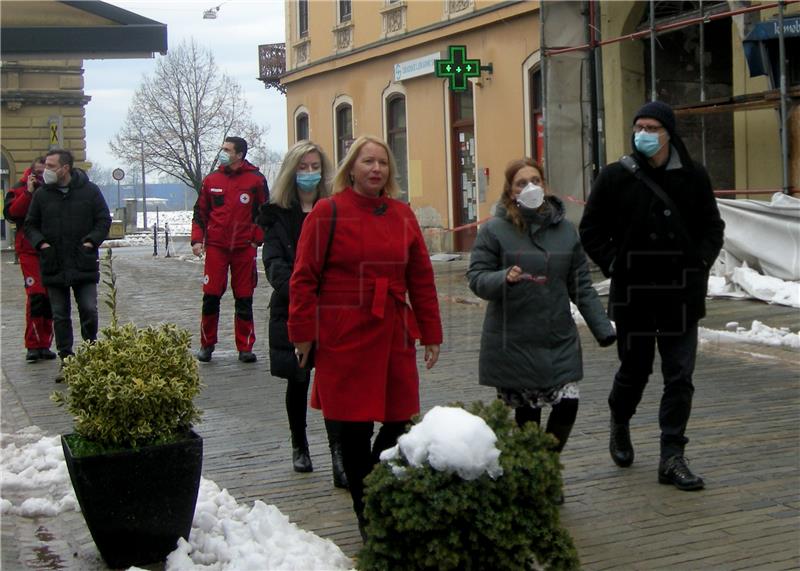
[191,136,268,363]
[3,156,56,362]
[25,149,111,381]
[579,101,725,491]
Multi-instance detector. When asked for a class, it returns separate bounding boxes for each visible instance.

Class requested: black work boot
[238,351,257,363]
[26,349,40,363]
[609,418,634,467]
[196,345,214,362]
[291,434,312,473]
[39,349,57,360]
[330,442,348,489]
[658,455,705,491]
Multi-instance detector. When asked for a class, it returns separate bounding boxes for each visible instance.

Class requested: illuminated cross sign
[435,45,481,92]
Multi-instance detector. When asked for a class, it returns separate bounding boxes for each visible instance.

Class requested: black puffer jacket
[579,138,725,328]
[258,201,307,379]
[24,168,111,287]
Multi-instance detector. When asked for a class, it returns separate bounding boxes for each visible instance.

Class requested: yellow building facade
[282,1,542,252]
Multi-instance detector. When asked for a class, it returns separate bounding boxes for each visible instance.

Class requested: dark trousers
[610,319,698,459]
[286,369,342,448]
[47,282,98,358]
[338,420,408,524]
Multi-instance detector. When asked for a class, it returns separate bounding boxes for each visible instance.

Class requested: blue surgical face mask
[218,150,232,166]
[296,171,322,192]
[634,131,663,157]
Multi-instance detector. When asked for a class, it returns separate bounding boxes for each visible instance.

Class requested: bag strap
[619,155,692,248]
[316,198,337,295]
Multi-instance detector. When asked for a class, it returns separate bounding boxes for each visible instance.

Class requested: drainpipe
[777,0,790,194]
[699,0,707,166]
[588,0,600,181]
[649,0,657,101]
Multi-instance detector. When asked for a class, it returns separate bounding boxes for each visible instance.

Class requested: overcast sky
[83,0,287,173]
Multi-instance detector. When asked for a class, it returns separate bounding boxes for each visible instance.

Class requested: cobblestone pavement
[2,242,798,570]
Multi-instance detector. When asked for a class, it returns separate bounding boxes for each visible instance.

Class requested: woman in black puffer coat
[258,140,347,488]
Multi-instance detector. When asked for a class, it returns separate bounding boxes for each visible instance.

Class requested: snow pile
[380,406,503,481]
[700,320,800,350]
[167,479,351,571]
[104,233,154,248]
[0,427,78,516]
[138,211,193,235]
[731,266,800,308]
[0,430,352,571]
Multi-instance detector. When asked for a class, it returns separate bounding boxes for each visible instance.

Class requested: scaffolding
[542,0,798,198]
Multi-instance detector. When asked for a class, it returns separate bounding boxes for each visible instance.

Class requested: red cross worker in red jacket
[3,156,56,363]
[191,137,268,363]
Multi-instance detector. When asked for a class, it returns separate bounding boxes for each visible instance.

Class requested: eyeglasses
[515,251,549,285]
[632,124,663,134]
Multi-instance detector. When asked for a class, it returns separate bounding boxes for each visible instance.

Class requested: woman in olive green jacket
[467,158,615,462]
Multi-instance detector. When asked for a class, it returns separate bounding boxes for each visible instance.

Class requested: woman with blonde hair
[258,140,347,488]
[288,136,442,538]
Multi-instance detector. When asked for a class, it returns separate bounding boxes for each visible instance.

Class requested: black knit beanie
[633,100,676,137]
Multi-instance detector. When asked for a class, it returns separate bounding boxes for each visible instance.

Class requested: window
[335,103,353,164]
[339,0,352,23]
[386,95,408,202]
[298,0,308,38]
[296,113,309,142]
[529,67,543,165]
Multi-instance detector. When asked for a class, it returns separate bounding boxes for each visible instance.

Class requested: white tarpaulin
[716,193,800,281]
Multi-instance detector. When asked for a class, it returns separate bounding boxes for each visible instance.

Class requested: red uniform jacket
[3,169,37,256]
[191,161,268,249]
[288,187,443,422]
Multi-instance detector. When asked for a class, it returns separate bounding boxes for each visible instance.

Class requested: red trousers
[200,245,258,351]
[18,252,54,350]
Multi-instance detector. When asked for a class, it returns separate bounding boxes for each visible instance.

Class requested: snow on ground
[0,429,353,571]
[380,406,503,481]
[700,320,800,350]
[137,211,193,235]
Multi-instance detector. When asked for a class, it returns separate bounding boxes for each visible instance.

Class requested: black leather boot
[291,434,312,473]
[197,345,214,362]
[658,455,704,491]
[330,442,348,489]
[609,418,634,467]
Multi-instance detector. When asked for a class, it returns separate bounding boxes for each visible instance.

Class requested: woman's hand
[506,265,524,283]
[294,341,313,368]
[424,344,440,369]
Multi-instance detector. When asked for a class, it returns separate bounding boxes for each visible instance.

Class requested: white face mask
[43,169,59,185]
[517,182,544,210]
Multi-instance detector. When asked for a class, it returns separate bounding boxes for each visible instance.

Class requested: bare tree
[110,39,266,193]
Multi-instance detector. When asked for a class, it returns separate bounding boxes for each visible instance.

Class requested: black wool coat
[24,168,111,288]
[579,139,725,329]
[258,201,307,379]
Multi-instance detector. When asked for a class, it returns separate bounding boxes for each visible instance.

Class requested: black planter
[62,430,203,569]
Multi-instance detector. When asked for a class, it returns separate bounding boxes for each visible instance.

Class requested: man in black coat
[579,101,725,491]
[25,149,111,381]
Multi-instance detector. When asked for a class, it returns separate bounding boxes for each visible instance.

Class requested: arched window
[386,95,408,202]
[296,112,309,142]
[335,103,353,164]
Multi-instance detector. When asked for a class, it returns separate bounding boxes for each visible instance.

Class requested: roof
[1,0,167,60]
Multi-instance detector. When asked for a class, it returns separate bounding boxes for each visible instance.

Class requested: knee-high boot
[287,370,312,472]
[325,419,348,489]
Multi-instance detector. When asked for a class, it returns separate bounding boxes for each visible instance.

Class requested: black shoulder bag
[299,199,337,372]
[619,154,693,250]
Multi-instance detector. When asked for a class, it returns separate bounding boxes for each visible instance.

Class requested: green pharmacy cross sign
[436,45,481,92]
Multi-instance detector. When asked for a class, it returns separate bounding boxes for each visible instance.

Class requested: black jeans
[338,420,408,524]
[47,282,98,358]
[609,318,698,459]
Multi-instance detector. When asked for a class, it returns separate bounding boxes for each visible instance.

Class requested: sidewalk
[2,245,798,570]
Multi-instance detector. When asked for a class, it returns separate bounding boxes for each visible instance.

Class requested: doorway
[450,86,477,252]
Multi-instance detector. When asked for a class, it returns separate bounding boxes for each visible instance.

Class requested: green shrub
[358,400,580,571]
[52,250,202,454]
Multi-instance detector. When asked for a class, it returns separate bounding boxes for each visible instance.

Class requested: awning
[742,16,800,78]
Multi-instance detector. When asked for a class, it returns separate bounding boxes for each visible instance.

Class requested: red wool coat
[3,169,37,255]
[288,187,443,422]
[191,161,267,249]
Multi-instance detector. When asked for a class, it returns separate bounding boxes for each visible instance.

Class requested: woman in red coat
[288,136,442,539]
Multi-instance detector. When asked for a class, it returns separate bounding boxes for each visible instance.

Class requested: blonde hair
[270,140,334,208]
[332,135,401,198]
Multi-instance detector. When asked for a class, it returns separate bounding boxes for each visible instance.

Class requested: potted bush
[52,250,203,569]
[358,400,580,571]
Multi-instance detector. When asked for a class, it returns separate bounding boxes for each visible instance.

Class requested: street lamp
[203,2,226,19]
